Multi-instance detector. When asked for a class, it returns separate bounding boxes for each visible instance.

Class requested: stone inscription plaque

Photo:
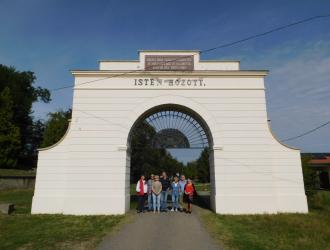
[145,55,194,71]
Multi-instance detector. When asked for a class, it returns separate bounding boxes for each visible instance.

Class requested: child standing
[171,176,180,211]
[184,178,196,214]
[152,175,162,213]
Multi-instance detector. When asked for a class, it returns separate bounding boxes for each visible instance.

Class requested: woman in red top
[184,178,196,214]
[136,174,148,213]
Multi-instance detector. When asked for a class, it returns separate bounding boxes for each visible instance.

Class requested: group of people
[135,172,196,214]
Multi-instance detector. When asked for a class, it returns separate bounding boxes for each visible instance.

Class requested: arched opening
[127,104,215,212]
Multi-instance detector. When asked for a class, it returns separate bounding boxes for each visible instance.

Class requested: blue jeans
[152,193,161,211]
[160,190,168,210]
[172,192,179,209]
[148,193,153,210]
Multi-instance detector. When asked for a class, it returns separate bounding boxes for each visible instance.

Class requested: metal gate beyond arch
[140,109,210,149]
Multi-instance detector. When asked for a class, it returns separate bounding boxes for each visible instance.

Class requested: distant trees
[130,121,210,182]
[130,121,185,182]
[0,64,51,168]
[183,148,210,182]
[0,87,21,167]
[195,148,210,182]
[301,154,319,199]
[41,109,72,148]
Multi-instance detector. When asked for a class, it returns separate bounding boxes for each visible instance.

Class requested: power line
[200,14,330,54]
[48,14,330,143]
[282,120,330,142]
[50,14,330,92]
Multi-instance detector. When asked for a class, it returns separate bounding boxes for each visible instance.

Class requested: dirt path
[98,207,220,250]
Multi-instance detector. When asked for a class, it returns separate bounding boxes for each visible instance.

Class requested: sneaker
[175,208,177,212]
[171,208,174,212]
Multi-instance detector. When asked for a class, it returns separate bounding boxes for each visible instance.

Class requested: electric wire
[50,14,330,92]
[282,120,330,142]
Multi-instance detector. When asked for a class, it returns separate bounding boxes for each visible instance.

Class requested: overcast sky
[0,0,329,156]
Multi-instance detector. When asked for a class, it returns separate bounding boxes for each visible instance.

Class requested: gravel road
[98,208,220,250]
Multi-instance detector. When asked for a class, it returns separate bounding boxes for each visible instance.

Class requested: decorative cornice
[200,60,240,63]
[99,60,139,62]
[98,59,239,63]
[138,50,200,53]
[117,146,128,151]
[212,146,224,151]
[71,70,268,77]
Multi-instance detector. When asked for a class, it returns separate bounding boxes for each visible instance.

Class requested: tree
[0,64,51,168]
[0,87,21,168]
[184,148,210,182]
[22,120,46,167]
[196,148,210,182]
[130,121,184,182]
[301,154,319,199]
[41,109,72,148]
[184,161,198,180]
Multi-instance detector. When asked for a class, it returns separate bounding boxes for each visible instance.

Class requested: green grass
[200,191,330,250]
[0,189,33,214]
[194,182,210,191]
[0,189,125,250]
[0,168,36,177]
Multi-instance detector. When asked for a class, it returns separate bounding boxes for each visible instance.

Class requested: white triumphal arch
[32,50,308,215]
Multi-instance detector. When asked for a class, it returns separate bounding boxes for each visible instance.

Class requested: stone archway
[32,50,308,215]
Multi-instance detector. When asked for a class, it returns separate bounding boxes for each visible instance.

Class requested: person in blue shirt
[171,176,181,211]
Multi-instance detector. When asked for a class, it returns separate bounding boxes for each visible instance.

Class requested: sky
[0,0,330,160]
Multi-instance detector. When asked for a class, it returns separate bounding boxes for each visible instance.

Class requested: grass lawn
[0,189,125,250]
[194,182,210,191]
[0,168,36,177]
[199,191,330,250]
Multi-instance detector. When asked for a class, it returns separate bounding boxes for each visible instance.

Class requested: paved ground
[98,207,220,250]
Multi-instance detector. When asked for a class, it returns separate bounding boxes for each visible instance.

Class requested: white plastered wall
[32,51,308,215]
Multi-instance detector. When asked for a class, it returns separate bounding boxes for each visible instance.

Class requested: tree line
[130,121,210,182]
[0,64,71,169]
